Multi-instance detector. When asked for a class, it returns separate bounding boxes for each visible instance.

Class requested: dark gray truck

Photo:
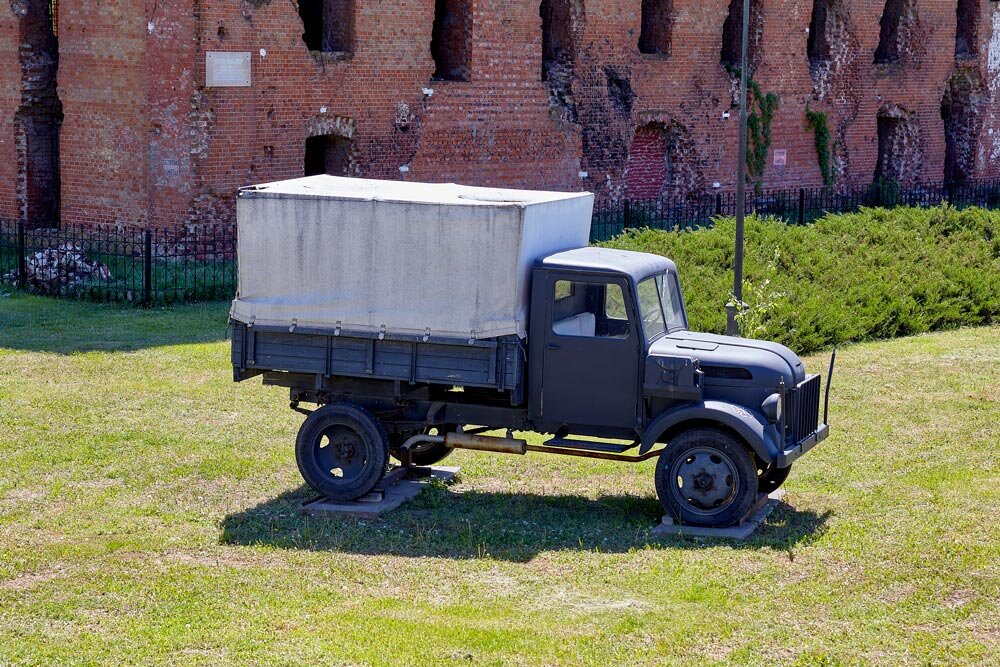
[230,176,831,527]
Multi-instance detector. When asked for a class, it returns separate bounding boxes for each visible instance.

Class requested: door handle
[546,343,560,350]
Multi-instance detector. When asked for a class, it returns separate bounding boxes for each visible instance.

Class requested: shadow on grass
[219,484,830,562]
[0,292,230,354]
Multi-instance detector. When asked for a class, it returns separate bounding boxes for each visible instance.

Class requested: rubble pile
[3,243,113,294]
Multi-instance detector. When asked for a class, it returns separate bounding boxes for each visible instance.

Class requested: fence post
[798,188,806,225]
[15,220,27,290]
[715,192,722,216]
[623,199,631,228]
[142,228,152,307]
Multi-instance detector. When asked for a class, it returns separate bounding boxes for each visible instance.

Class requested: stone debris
[3,243,112,294]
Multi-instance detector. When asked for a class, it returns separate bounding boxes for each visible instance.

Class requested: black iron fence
[0,220,236,305]
[2,177,1000,305]
[589,177,1000,241]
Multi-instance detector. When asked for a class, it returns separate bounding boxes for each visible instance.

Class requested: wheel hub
[692,470,715,493]
[335,440,356,461]
[670,447,739,514]
[314,425,368,483]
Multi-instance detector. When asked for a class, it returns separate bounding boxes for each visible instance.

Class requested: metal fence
[2,177,1000,305]
[589,177,1000,241]
[0,220,236,305]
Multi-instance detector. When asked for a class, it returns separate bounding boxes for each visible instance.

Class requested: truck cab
[524,247,829,524]
[528,247,685,435]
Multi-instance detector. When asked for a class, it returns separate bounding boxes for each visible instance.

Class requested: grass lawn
[1,293,998,665]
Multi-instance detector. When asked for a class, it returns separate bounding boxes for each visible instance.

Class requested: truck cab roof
[537,247,677,282]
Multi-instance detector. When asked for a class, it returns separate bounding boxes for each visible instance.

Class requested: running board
[542,438,638,454]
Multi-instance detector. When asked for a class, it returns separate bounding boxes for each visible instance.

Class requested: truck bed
[231,321,525,396]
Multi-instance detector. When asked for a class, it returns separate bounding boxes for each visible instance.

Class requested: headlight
[761,393,782,423]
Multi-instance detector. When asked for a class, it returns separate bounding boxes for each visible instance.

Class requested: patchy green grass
[1,293,998,665]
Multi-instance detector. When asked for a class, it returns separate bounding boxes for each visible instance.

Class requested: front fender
[639,400,781,464]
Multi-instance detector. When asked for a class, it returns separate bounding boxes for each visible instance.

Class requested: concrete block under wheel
[651,490,786,540]
[300,466,460,517]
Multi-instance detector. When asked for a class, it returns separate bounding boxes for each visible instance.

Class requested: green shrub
[602,205,1000,353]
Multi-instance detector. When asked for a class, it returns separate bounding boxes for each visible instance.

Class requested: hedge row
[602,205,1000,353]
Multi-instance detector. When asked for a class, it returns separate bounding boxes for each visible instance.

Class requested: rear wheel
[295,403,388,501]
[388,426,454,466]
[655,428,758,527]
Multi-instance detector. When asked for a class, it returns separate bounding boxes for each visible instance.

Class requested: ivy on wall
[805,107,834,186]
[722,65,779,191]
[746,80,778,190]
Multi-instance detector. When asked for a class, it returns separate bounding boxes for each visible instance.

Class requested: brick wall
[146,0,198,230]
[0,0,998,229]
[0,3,21,223]
[58,0,149,227]
[625,125,668,198]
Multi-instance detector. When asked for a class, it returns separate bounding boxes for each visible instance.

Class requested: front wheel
[655,428,758,527]
[295,403,389,501]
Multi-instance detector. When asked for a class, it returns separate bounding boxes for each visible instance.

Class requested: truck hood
[649,330,806,387]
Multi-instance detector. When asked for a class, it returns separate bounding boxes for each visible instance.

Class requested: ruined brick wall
[175,0,583,229]
[1,0,999,229]
[15,0,62,227]
[0,4,21,222]
[806,0,1000,188]
[2,1,62,228]
[983,5,1000,174]
[58,0,149,226]
[183,0,1000,227]
[146,0,198,230]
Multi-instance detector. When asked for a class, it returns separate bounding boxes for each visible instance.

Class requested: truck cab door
[532,273,641,429]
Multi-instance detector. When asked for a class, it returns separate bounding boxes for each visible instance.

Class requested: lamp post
[725,0,751,337]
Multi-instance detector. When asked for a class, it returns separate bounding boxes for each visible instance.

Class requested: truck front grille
[785,374,821,444]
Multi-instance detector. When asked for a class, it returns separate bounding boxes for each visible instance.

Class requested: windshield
[636,272,686,341]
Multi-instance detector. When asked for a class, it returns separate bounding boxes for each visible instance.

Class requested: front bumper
[777,423,829,467]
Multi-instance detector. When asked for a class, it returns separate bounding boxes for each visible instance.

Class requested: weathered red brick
[0,0,997,229]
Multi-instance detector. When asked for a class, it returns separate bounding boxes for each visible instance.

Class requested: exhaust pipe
[444,432,527,455]
[396,431,528,466]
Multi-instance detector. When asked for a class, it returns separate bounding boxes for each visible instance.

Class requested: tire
[295,403,389,501]
[655,428,758,528]
[758,463,791,494]
[388,426,454,466]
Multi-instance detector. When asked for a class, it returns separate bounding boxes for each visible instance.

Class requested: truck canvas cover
[230,176,594,340]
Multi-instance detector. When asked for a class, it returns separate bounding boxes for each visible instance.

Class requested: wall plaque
[206,52,252,87]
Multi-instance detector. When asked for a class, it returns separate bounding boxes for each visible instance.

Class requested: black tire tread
[295,402,388,501]
[654,428,758,528]
[758,462,792,494]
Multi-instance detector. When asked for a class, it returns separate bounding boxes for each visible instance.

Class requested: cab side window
[552,280,630,339]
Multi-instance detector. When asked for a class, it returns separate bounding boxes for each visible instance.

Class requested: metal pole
[726,0,751,336]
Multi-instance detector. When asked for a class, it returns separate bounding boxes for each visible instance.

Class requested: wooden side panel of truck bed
[231,322,524,393]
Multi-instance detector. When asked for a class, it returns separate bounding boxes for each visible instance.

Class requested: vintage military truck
[231,176,832,527]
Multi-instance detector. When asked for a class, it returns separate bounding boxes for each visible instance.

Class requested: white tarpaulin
[230,176,594,339]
